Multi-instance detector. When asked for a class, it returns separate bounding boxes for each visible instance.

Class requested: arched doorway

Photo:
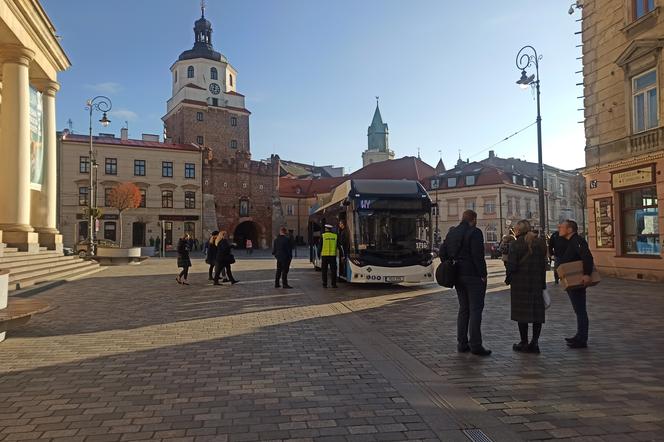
[233,221,260,249]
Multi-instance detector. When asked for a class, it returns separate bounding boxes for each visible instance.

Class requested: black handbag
[228,254,236,264]
[435,226,472,288]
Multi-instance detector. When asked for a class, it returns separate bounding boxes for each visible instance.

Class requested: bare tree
[108,182,142,246]
[572,174,588,237]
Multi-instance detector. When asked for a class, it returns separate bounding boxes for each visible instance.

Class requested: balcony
[630,126,663,155]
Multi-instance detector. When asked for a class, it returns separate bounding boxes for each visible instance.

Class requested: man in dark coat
[558,219,594,348]
[439,210,491,356]
[205,231,219,281]
[273,227,293,288]
[213,231,238,285]
[548,228,568,284]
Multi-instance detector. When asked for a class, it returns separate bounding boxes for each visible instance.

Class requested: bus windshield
[353,210,431,258]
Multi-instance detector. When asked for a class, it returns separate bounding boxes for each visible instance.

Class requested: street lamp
[85,96,112,256]
[515,45,546,237]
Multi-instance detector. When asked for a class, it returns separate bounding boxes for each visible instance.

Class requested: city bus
[308,179,434,284]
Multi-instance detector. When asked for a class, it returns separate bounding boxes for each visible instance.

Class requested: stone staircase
[0,247,102,292]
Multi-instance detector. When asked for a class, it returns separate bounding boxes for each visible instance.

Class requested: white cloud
[110,109,138,121]
[85,82,123,95]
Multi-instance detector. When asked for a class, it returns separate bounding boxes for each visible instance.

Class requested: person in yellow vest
[319,224,339,288]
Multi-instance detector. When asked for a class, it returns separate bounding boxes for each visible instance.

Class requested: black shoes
[471,347,492,357]
[331,285,338,288]
[231,280,239,285]
[513,341,528,352]
[275,284,281,288]
[513,342,540,353]
[526,342,540,354]
[567,340,588,349]
[565,336,577,343]
[222,278,230,283]
[283,284,293,289]
[457,344,471,353]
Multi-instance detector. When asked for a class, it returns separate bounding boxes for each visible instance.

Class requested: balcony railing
[630,126,663,155]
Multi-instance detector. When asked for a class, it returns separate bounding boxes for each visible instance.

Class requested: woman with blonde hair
[505,220,547,353]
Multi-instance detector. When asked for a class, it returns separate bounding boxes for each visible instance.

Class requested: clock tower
[163,4,280,249]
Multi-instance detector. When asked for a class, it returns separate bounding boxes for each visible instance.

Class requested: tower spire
[201,0,206,17]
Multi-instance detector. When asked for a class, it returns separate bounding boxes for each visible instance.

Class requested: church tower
[162,3,280,249]
[362,99,395,167]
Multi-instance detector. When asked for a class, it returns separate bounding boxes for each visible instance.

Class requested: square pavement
[0,256,662,441]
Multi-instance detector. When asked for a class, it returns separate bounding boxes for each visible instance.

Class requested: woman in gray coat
[506,220,547,353]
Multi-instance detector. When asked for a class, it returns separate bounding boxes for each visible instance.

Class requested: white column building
[0,1,71,254]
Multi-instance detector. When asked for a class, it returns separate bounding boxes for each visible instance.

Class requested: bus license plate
[385,276,404,283]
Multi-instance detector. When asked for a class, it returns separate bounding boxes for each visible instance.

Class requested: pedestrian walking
[214,231,238,285]
[273,227,293,288]
[548,228,567,284]
[439,210,491,356]
[558,219,594,349]
[176,233,192,285]
[245,238,253,255]
[505,220,548,353]
[338,219,350,281]
[205,231,219,281]
[319,224,339,288]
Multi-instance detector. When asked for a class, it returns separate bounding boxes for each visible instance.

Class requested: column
[32,80,62,252]
[0,45,39,253]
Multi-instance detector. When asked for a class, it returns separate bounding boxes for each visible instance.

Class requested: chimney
[121,127,128,140]
[489,150,495,159]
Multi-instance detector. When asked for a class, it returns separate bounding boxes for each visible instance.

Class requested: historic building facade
[58,131,203,249]
[582,0,664,281]
[0,0,70,255]
[163,5,279,249]
[361,101,395,167]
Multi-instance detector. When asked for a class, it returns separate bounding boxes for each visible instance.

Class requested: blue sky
[43,0,585,173]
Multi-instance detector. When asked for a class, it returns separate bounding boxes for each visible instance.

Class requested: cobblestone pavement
[0,255,662,442]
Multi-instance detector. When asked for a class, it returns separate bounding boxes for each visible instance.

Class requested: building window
[104,222,116,242]
[239,199,249,217]
[134,160,146,176]
[621,186,659,255]
[515,198,521,216]
[185,163,196,179]
[185,191,196,209]
[447,177,457,188]
[184,222,195,237]
[231,116,237,126]
[632,69,658,133]
[79,156,90,174]
[465,199,476,211]
[212,98,219,107]
[196,112,204,122]
[634,0,655,20]
[448,199,458,217]
[78,187,89,206]
[229,73,234,87]
[466,175,476,186]
[559,183,566,196]
[174,70,177,83]
[287,205,294,216]
[431,179,440,189]
[507,198,514,215]
[105,158,117,175]
[162,190,173,208]
[104,187,112,207]
[230,139,238,149]
[197,135,204,145]
[162,161,173,177]
[484,200,496,214]
[522,177,527,186]
[432,206,438,217]
[139,189,146,208]
[210,67,218,80]
[242,182,247,189]
[187,65,194,78]
[485,224,498,243]
[512,175,518,184]
[526,199,532,217]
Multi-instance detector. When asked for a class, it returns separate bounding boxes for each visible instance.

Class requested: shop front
[586,159,664,281]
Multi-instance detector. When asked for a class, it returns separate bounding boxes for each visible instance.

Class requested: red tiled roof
[279,176,345,197]
[349,156,436,181]
[61,133,201,152]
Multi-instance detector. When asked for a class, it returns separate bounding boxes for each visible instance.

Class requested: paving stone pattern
[0,256,662,441]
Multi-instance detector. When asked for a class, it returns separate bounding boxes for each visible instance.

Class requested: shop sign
[158,215,199,221]
[593,198,614,248]
[611,164,655,189]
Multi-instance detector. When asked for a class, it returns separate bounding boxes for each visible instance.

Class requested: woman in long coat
[205,231,219,281]
[213,231,239,285]
[176,233,192,285]
[506,220,547,353]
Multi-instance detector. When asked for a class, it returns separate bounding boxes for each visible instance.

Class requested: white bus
[308,179,434,284]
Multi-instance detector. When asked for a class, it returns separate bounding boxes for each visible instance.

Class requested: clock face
[209,83,220,95]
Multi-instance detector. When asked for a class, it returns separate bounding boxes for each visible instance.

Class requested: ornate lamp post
[515,46,546,236]
[85,96,112,255]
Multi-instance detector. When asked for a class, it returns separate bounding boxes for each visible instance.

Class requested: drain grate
[463,428,494,442]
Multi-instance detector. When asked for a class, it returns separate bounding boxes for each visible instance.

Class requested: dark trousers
[455,275,486,350]
[214,262,234,283]
[321,256,337,287]
[275,259,291,286]
[178,266,189,280]
[567,287,588,343]
[208,264,215,280]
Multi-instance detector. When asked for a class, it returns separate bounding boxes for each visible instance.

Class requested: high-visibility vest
[321,232,338,257]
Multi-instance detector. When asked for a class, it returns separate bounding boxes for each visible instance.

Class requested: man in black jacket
[440,210,491,356]
[558,219,594,348]
[273,227,293,288]
[548,228,568,284]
